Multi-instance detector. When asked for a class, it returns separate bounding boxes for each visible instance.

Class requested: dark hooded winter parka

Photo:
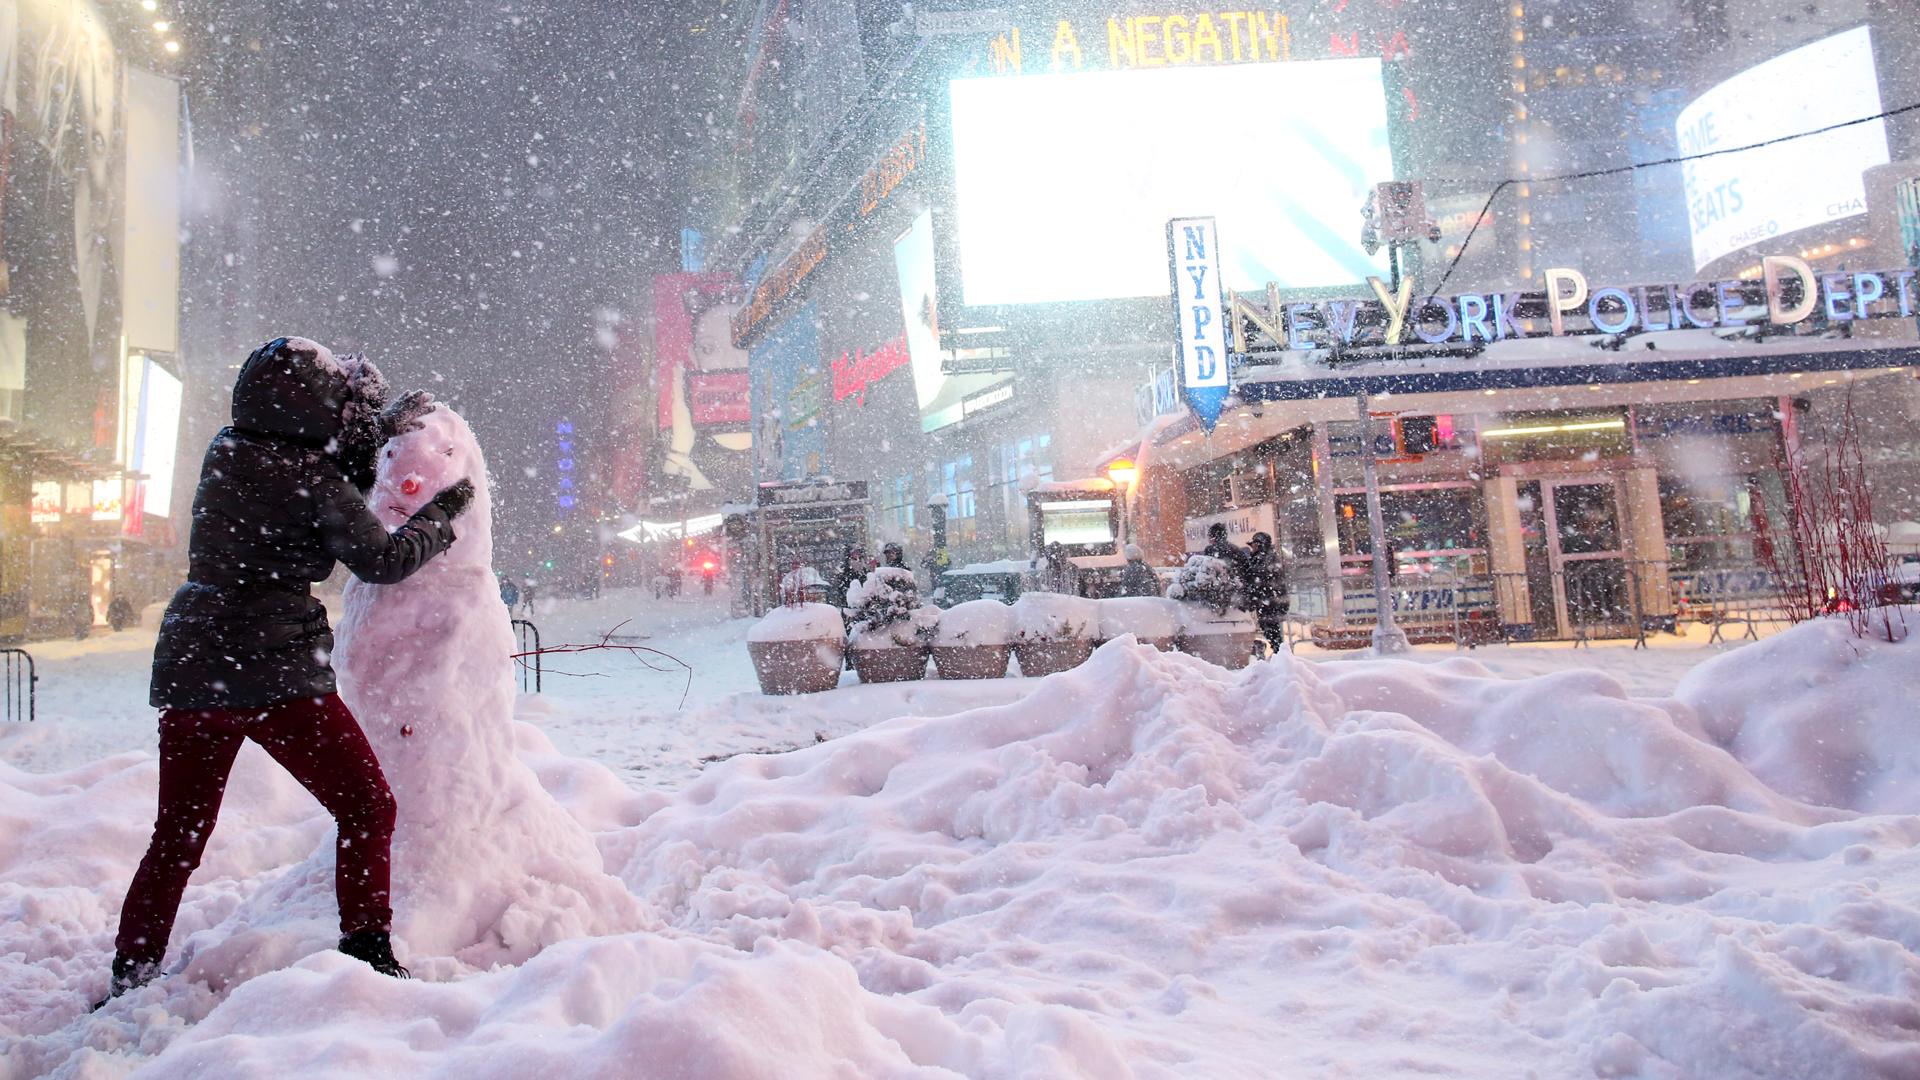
[149,339,456,709]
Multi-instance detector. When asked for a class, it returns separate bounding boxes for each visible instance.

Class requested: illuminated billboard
[949,58,1393,306]
[895,209,1012,432]
[1676,27,1889,271]
[136,360,183,518]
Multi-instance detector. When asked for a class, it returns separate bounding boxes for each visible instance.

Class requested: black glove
[335,354,393,493]
[429,479,475,521]
[382,389,438,441]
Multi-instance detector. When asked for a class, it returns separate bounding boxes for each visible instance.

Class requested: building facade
[680,1,1920,627]
[1148,4,1920,643]
[2,0,187,639]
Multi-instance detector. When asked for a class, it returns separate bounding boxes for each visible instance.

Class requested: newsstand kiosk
[738,479,871,617]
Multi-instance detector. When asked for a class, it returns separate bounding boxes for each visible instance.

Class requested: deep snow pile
[5,616,1920,1077]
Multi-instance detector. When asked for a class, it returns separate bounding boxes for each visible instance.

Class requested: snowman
[188,401,644,981]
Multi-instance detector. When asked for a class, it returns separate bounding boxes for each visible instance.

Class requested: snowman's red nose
[400,476,422,496]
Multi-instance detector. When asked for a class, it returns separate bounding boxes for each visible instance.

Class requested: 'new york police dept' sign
[1168,216,1229,433]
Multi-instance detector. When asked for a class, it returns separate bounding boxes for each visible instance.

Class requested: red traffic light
[702,560,716,570]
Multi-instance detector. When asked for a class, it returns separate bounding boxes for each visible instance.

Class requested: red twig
[511,621,695,709]
[1755,389,1905,642]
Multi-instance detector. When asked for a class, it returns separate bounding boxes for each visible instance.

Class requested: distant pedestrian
[107,595,138,632]
[1119,544,1162,597]
[828,547,870,610]
[879,542,907,570]
[499,577,520,609]
[519,577,538,616]
[1241,532,1289,655]
[1039,541,1076,595]
[1202,522,1246,574]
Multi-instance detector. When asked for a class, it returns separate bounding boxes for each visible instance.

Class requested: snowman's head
[370,402,491,568]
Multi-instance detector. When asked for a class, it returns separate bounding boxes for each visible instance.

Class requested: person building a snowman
[99,337,475,1005]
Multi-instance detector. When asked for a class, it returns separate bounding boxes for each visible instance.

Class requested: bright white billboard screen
[1676,26,1888,271]
[136,361,184,518]
[949,59,1393,305]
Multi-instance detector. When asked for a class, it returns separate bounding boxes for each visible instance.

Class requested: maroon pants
[115,694,396,964]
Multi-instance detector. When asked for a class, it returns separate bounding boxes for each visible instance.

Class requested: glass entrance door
[1542,478,1632,638]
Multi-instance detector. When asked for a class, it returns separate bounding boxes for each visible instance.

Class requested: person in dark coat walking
[1241,531,1289,655]
[1201,522,1246,574]
[102,337,474,1006]
[1119,544,1162,597]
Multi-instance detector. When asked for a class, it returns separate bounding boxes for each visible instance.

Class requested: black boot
[338,930,411,979]
[92,954,161,1010]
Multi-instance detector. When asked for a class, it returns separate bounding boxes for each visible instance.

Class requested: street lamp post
[1357,396,1410,655]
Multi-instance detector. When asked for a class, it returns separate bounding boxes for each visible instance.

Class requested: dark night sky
[180,0,721,567]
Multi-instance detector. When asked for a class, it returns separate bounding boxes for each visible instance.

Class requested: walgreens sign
[831,334,910,407]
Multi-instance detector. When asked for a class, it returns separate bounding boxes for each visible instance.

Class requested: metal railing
[1668,563,1795,643]
[1288,560,1702,649]
[511,619,543,693]
[2,649,37,722]
[1248,556,1854,650]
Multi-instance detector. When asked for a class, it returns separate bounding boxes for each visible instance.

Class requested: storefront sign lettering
[734,119,930,350]
[980,9,1409,73]
[1168,216,1230,432]
[733,228,828,349]
[859,124,928,219]
[831,334,911,406]
[1183,505,1275,550]
[757,480,870,507]
[688,371,753,425]
[1231,256,1920,355]
[963,382,1015,416]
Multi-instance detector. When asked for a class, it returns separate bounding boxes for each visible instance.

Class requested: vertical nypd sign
[1167,217,1229,433]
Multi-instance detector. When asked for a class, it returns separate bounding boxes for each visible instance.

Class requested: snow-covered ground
[5,589,1920,1077]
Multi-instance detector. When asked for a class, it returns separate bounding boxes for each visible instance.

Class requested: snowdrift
[5,617,1920,1078]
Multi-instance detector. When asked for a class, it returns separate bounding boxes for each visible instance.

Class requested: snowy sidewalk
[0,588,1785,782]
[9,591,1920,1078]
[5,612,1919,1077]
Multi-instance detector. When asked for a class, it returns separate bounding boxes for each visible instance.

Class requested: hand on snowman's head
[381,389,438,441]
[372,402,485,532]
[334,353,393,493]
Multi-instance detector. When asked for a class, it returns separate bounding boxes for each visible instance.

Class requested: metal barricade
[1326,571,1499,648]
[1668,563,1793,643]
[511,619,543,693]
[2,649,37,723]
[1561,560,1647,649]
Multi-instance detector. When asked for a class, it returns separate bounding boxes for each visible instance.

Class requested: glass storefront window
[1335,485,1486,577]
[877,474,917,539]
[1478,411,1632,469]
[944,456,976,521]
[1660,474,1770,568]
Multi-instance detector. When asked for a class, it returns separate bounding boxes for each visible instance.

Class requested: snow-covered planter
[845,567,936,683]
[931,599,1016,680]
[778,565,830,605]
[1166,555,1240,614]
[1097,596,1181,652]
[747,603,846,695]
[1167,555,1257,667]
[1177,604,1260,669]
[1010,592,1100,677]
